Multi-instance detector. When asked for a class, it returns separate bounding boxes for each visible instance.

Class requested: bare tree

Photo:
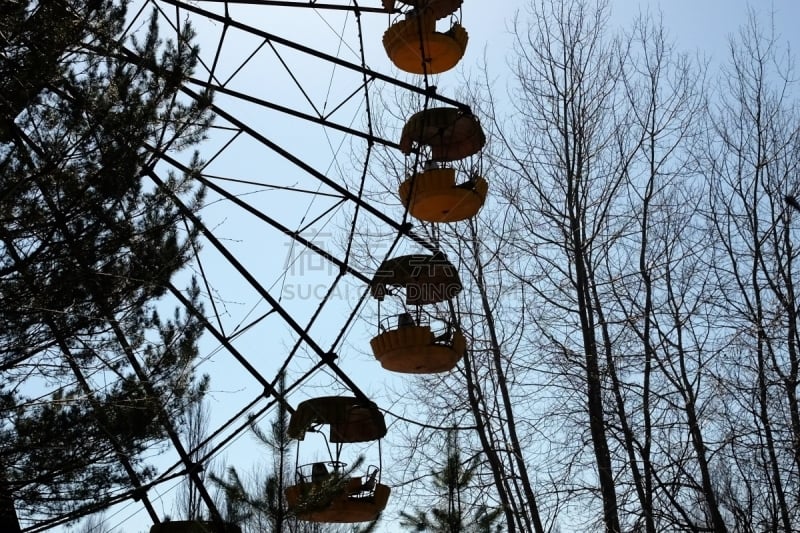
[491,1,630,530]
[355,3,800,533]
[701,9,800,532]
[73,511,120,533]
[176,396,213,521]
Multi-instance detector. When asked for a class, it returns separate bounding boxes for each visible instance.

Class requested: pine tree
[212,375,318,532]
[400,432,503,533]
[212,375,376,533]
[0,0,211,529]
[212,395,294,532]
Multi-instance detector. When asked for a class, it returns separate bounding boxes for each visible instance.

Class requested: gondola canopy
[370,253,462,305]
[287,396,387,443]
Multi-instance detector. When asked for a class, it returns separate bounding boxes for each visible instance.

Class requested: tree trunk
[0,475,21,533]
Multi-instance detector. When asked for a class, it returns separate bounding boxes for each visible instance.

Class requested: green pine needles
[0,0,212,529]
[400,432,503,533]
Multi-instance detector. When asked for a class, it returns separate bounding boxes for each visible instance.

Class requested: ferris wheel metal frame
[19,1,484,530]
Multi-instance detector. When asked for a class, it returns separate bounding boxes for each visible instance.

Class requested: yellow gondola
[285,397,390,523]
[285,465,391,523]
[399,107,485,161]
[399,163,488,222]
[369,254,466,373]
[370,316,466,373]
[383,13,468,75]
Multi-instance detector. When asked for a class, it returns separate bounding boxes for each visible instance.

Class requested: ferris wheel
[14,1,488,530]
